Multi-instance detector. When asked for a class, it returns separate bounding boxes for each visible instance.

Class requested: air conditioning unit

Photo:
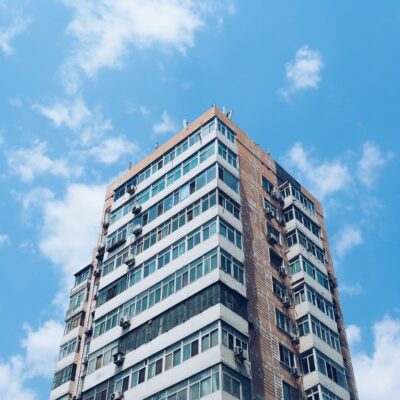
[264,208,274,218]
[132,224,142,236]
[271,190,278,200]
[93,268,101,278]
[127,185,136,195]
[125,255,135,268]
[82,355,89,365]
[131,203,142,215]
[119,316,130,328]
[282,296,292,308]
[102,220,110,229]
[109,392,123,400]
[279,265,288,277]
[291,335,300,345]
[85,327,93,337]
[267,232,279,245]
[279,217,286,227]
[278,194,285,203]
[234,346,246,364]
[113,352,125,366]
[290,367,301,379]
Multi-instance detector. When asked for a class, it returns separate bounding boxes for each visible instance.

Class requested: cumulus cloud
[0,319,63,400]
[21,320,64,378]
[283,142,351,199]
[346,324,362,348]
[280,45,323,99]
[357,141,394,187]
[153,110,178,135]
[60,0,233,92]
[33,97,112,144]
[39,183,105,307]
[340,283,364,296]
[0,357,36,400]
[89,136,139,164]
[352,316,400,400]
[333,225,363,258]
[0,234,11,247]
[33,97,91,131]
[0,1,29,56]
[7,141,82,182]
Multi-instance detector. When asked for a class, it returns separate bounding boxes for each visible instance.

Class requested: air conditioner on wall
[125,255,135,268]
[119,316,131,328]
[109,392,123,400]
[234,346,246,364]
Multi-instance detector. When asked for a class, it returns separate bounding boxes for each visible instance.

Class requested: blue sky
[0,1,399,399]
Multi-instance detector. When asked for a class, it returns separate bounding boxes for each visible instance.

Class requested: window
[218,165,239,193]
[279,343,295,368]
[74,266,90,286]
[276,309,292,334]
[219,219,243,249]
[270,249,283,268]
[283,381,301,400]
[264,198,277,217]
[293,284,335,320]
[52,364,76,389]
[94,284,247,367]
[58,338,79,360]
[223,373,241,399]
[284,205,320,238]
[262,176,274,193]
[267,223,280,244]
[301,314,341,353]
[64,312,85,335]
[301,350,316,374]
[113,121,216,201]
[316,350,347,389]
[217,120,236,143]
[286,229,325,263]
[273,278,287,299]
[94,247,243,339]
[67,288,86,314]
[218,141,238,168]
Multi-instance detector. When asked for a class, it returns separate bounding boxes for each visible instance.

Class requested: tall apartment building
[50,106,358,400]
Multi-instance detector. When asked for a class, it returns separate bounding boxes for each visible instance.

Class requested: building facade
[50,107,358,400]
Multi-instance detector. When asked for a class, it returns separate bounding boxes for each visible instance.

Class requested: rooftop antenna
[227,110,233,119]
[154,142,159,150]
[182,119,189,129]
[267,147,270,155]
[222,106,228,115]
[128,161,132,170]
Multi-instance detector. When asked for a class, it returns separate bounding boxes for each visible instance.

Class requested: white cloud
[333,225,363,258]
[33,97,112,145]
[139,105,150,117]
[0,10,29,56]
[346,324,362,348]
[340,283,364,296]
[0,357,36,400]
[283,142,351,199]
[280,45,323,99]
[352,316,400,400]
[39,183,105,307]
[357,141,394,187]
[0,319,63,400]
[33,97,91,131]
[21,320,63,378]
[89,136,139,164]
[7,141,82,182]
[153,110,178,135]
[60,0,233,92]
[12,187,55,224]
[0,234,11,247]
